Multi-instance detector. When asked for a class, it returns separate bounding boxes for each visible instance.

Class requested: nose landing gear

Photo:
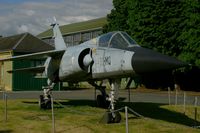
[105,79,122,123]
[39,82,55,109]
[91,79,122,123]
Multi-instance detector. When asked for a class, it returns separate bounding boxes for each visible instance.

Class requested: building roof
[0,33,54,53]
[37,17,107,39]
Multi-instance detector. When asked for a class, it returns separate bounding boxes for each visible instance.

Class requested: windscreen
[98,31,137,49]
[99,32,114,47]
[110,33,129,49]
[121,32,137,45]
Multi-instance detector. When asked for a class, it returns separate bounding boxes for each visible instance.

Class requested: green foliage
[104,0,200,66]
[177,0,200,65]
[103,0,129,33]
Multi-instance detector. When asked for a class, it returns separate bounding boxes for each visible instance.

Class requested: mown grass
[0,99,200,133]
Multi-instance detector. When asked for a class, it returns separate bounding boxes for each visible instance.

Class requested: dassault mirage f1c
[0,20,186,123]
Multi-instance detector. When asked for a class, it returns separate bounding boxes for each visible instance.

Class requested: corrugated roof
[37,17,107,39]
[0,33,54,53]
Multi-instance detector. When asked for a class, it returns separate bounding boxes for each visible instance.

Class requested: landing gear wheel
[105,111,113,123]
[101,111,121,123]
[45,98,52,109]
[39,95,45,109]
[113,111,121,123]
[39,95,52,109]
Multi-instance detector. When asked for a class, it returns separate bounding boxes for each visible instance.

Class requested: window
[121,32,137,45]
[82,32,91,42]
[99,32,114,47]
[110,33,129,49]
[92,30,102,38]
[73,33,81,42]
[64,35,73,44]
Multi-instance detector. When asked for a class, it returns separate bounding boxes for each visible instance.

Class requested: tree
[103,0,129,33]
[177,0,200,66]
[104,0,200,67]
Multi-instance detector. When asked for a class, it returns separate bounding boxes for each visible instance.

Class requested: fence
[0,89,200,132]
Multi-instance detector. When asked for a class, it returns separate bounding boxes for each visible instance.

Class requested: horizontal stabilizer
[7,66,45,73]
[0,49,65,61]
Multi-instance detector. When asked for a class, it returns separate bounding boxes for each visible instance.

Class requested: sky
[0,0,113,36]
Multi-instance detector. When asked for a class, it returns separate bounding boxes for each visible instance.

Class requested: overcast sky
[0,0,113,36]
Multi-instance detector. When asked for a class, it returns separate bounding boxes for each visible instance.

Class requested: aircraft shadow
[60,99,200,127]
[0,130,13,133]
[61,87,90,91]
[58,100,96,107]
[21,99,200,127]
[117,102,200,127]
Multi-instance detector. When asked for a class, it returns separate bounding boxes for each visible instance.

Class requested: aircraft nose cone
[131,47,187,74]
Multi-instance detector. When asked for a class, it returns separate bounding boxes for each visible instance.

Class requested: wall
[0,51,12,91]
[12,53,61,91]
[43,29,102,46]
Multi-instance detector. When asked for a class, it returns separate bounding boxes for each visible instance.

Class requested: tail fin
[51,17,67,50]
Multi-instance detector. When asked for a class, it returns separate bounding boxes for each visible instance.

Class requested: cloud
[17,24,28,33]
[25,10,35,16]
[0,0,113,36]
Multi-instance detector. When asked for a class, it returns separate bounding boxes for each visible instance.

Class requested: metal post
[51,97,55,133]
[175,89,178,106]
[168,87,171,105]
[4,93,7,122]
[183,92,186,114]
[94,88,96,101]
[194,97,198,126]
[2,91,4,100]
[94,87,97,106]
[128,87,130,102]
[125,106,129,133]
[58,82,61,91]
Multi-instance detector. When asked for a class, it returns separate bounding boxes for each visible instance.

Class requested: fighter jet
[0,20,186,123]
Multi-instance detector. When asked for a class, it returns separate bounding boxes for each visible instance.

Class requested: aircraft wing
[7,66,45,73]
[0,49,65,61]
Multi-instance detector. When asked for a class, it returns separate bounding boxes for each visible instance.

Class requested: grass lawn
[0,99,200,133]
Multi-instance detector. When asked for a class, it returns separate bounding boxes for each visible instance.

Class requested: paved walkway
[0,89,199,105]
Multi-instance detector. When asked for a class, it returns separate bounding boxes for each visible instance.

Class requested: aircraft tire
[113,111,121,123]
[104,111,113,123]
[45,95,52,109]
[105,111,121,123]
[39,95,52,109]
[45,99,52,109]
[39,95,45,109]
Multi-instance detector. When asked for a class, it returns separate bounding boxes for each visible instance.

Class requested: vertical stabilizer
[51,18,67,50]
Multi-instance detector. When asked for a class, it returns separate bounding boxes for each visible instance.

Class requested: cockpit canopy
[98,31,138,49]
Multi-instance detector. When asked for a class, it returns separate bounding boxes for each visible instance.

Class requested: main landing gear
[91,79,122,123]
[90,81,110,108]
[39,82,55,109]
[105,79,121,123]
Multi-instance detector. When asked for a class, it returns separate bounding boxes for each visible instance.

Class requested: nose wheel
[91,79,122,123]
[105,79,122,123]
[101,111,121,123]
[39,82,55,109]
[39,95,52,109]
